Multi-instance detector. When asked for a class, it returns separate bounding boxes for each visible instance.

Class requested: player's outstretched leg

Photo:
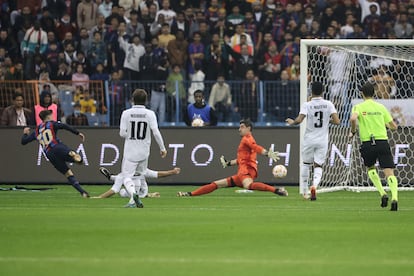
[249,182,288,196]
[177,182,218,197]
[67,174,89,197]
[133,193,144,208]
[99,167,112,180]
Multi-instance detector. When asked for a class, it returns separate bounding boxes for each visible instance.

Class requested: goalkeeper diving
[177,118,288,197]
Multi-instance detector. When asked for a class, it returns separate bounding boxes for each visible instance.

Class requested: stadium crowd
[0,0,413,126]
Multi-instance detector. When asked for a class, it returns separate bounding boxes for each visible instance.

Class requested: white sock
[110,175,116,181]
[124,177,136,204]
[313,167,323,188]
[300,164,311,196]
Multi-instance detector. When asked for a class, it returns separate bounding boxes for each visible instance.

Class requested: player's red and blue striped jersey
[21,121,80,153]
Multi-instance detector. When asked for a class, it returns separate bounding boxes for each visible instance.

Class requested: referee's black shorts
[359,140,395,169]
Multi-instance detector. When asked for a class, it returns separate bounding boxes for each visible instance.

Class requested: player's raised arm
[54,122,85,141]
[21,127,36,145]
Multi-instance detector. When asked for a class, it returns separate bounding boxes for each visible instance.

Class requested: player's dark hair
[132,89,147,105]
[13,92,23,100]
[312,82,323,95]
[240,118,253,130]
[39,110,52,121]
[194,90,204,97]
[360,82,375,97]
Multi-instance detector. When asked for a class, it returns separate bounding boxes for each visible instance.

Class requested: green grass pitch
[0,185,413,276]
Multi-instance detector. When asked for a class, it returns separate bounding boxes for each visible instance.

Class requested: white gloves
[220,155,230,168]
[267,148,280,162]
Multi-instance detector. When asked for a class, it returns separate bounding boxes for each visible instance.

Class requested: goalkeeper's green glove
[220,155,231,168]
[267,148,280,162]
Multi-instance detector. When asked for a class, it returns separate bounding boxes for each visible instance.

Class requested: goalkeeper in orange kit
[177,118,288,197]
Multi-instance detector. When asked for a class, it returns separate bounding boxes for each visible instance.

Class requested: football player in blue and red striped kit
[21,110,89,197]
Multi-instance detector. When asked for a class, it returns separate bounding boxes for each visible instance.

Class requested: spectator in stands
[88,31,107,69]
[208,75,232,122]
[39,75,59,102]
[139,7,154,43]
[126,10,146,41]
[75,51,92,76]
[394,12,413,38]
[13,6,36,42]
[226,41,257,80]
[227,5,245,26]
[188,10,207,38]
[258,41,281,80]
[204,33,229,81]
[78,28,90,54]
[89,14,107,40]
[77,0,99,30]
[158,23,176,49]
[45,0,67,20]
[359,0,380,23]
[166,64,186,121]
[348,22,367,38]
[33,90,60,126]
[286,54,300,81]
[230,24,254,55]
[90,63,110,82]
[55,62,72,81]
[150,13,165,37]
[0,29,19,61]
[279,32,299,70]
[55,13,78,42]
[167,30,188,77]
[140,42,159,81]
[1,92,33,126]
[39,7,55,33]
[119,0,140,18]
[235,69,258,122]
[63,41,77,66]
[188,63,205,104]
[66,102,89,126]
[244,10,260,49]
[150,59,169,124]
[170,11,190,38]
[211,18,231,45]
[118,32,145,82]
[21,21,48,79]
[105,5,125,25]
[188,31,204,76]
[72,62,90,90]
[340,14,356,38]
[184,90,217,127]
[79,89,97,114]
[140,0,159,13]
[4,60,24,80]
[198,21,212,46]
[156,0,176,26]
[98,0,113,19]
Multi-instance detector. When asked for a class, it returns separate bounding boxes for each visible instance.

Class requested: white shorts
[302,141,328,165]
[121,157,148,180]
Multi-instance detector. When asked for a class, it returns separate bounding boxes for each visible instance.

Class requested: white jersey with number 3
[300,97,337,143]
[119,105,166,161]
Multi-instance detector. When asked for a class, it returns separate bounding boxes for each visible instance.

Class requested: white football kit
[300,97,337,165]
[119,105,166,198]
[111,168,158,198]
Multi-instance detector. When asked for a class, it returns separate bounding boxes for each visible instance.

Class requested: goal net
[300,39,414,192]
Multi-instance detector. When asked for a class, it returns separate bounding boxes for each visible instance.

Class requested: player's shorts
[228,166,258,188]
[120,157,148,180]
[46,143,75,174]
[360,140,395,169]
[302,140,328,165]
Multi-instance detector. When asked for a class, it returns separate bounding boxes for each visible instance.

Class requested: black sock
[67,175,87,195]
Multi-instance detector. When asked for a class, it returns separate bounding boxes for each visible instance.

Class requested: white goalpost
[300,39,414,192]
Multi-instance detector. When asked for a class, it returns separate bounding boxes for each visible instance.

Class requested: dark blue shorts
[46,143,75,174]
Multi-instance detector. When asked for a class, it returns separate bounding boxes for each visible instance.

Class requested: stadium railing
[0,79,300,127]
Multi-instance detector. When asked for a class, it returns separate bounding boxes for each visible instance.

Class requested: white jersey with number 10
[119,105,166,161]
[300,97,337,143]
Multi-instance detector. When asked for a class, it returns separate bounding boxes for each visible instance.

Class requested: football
[272,165,287,178]
[191,118,204,127]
